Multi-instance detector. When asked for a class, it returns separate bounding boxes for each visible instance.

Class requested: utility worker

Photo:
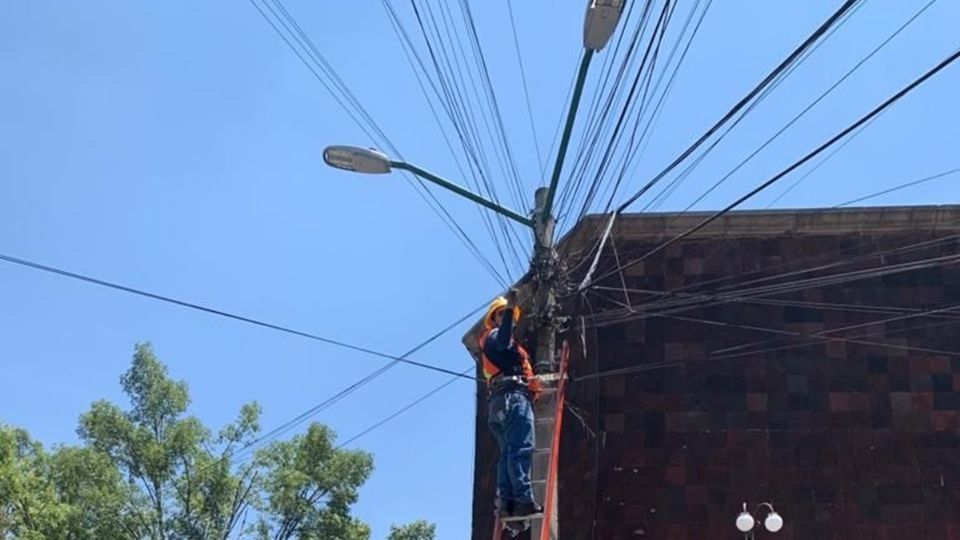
[480,289,543,519]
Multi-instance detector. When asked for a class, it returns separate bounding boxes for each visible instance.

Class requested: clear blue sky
[1,1,957,538]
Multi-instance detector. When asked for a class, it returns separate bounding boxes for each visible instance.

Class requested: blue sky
[1,1,957,538]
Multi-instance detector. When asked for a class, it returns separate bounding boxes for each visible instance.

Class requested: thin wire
[460,0,528,212]
[638,0,867,214]
[506,0,544,175]
[615,0,862,213]
[764,116,877,208]
[542,57,585,183]
[231,302,487,461]
[590,250,960,326]
[679,0,937,214]
[250,0,510,286]
[577,287,960,382]
[588,289,960,359]
[590,248,960,322]
[557,1,651,221]
[577,0,676,221]
[410,0,526,276]
[337,365,474,449]
[591,285,960,319]
[636,219,960,307]
[379,0,512,278]
[837,168,960,207]
[576,317,960,381]
[582,232,960,326]
[598,0,713,215]
[592,48,960,285]
[0,252,477,380]
[689,228,960,300]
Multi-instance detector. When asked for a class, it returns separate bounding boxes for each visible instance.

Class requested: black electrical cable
[677,0,937,215]
[506,0,544,174]
[231,302,486,460]
[592,47,960,285]
[616,0,862,213]
[336,365,474,449]
[0,252,477,380]
[250,0,511,287]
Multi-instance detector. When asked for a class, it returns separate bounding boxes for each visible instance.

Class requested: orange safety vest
[478,329,542,399]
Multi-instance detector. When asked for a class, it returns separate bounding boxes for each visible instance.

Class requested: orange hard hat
[483,296,521,329]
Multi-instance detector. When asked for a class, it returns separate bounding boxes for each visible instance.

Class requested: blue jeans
[487,387,535,506]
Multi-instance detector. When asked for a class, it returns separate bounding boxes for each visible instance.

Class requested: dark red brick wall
[473,222,960,539]
[561,231,960,539]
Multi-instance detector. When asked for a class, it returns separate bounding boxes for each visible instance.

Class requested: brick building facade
[468,206,960,539]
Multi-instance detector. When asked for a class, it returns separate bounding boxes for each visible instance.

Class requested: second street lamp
[584,0,626,51]
[323,146,534,228]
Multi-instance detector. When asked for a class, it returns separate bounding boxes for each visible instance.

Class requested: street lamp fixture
[584,0,626,51]
[322,145,534,228]
[323,146,392,174]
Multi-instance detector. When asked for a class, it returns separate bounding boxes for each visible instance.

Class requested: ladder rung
[500,513,544,523]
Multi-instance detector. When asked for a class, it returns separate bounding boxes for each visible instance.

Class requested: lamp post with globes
[736,502,785,538]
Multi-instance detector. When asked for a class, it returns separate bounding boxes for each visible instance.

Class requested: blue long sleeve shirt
[483,308,525,377]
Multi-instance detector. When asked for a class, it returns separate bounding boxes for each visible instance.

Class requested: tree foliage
[0,343,427,540]
[387,520,437,540]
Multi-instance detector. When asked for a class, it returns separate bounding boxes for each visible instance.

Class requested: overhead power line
[587,289,960,360]
[506,0,544,176]
[0,252,477,380]
[835,168,960,207]
[677,0,937,214]
[231,303,486,461]
[615,0,862,213]
[575,311,960,382]
[337,365,474,449]
[592,47,960,285]
[248,0,511,287]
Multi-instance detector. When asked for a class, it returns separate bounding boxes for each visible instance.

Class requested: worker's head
[484,296,521,330]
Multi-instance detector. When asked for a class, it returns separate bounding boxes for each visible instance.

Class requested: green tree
[255,424,373,540]
[0,426,137,539]
[47,445,143,539]
[387,520,437,540]
[78,343,261,540]
[0,425,67,539]
[2,342,388,540]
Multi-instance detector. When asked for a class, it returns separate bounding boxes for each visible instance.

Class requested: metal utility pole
[531,187,558,373]
[534,0,626,371]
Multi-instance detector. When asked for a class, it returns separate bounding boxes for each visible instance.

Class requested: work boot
[496,499,514,518]
[512,501,543,517]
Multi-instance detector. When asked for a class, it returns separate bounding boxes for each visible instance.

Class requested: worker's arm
[489,307,514,352]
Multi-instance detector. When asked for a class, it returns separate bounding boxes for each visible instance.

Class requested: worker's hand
[505,287,519,307]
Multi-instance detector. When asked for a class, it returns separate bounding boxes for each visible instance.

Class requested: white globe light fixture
[764,511,784,533]
[736,503,756,533]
